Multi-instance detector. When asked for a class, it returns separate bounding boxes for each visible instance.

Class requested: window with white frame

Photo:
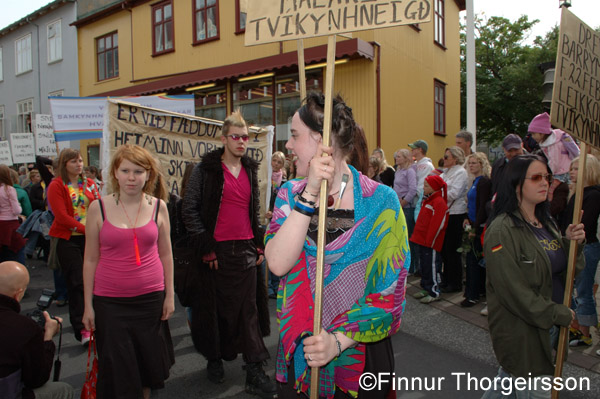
[434,0,445,47]
[47,19,62,63]
[15,34,32,74]
[0,105,4,139]
[17,99,33,133]
[49,90,64,97]
[0,47,3,81]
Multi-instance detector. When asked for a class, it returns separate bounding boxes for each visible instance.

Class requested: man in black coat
[182,111,275,398]
[0,261,73,399]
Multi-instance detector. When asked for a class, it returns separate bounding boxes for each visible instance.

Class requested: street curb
[406,276,600,375]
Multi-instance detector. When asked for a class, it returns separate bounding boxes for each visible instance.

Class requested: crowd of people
[1,101,599,399]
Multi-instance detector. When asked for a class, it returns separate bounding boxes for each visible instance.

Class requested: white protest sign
[10,133,36,164]
[245,0,432,45]
[34,114,57,157]
[0,141,12,166]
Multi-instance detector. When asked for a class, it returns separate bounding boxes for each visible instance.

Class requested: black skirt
[93,291,175,399]
[277,337,394,399]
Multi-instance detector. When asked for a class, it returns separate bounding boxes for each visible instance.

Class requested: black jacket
[182,147,264,255]
[0,294,55,399]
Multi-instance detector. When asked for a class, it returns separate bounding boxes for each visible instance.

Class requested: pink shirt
[0,185,22,220]
[213,163,254,242]
[94,202,165,297]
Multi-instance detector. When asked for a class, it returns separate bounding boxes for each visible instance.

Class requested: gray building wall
[0,0,78,147]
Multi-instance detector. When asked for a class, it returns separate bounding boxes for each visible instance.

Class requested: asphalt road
[19,259,600,398]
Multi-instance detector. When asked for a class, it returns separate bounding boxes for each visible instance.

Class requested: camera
[27,289,55,328]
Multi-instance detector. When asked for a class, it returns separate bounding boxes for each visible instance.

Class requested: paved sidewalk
[406,275,600,374]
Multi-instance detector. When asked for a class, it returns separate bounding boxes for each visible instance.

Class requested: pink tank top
[93,199,165,297]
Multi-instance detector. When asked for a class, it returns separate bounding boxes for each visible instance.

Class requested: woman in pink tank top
[82,145,175,399]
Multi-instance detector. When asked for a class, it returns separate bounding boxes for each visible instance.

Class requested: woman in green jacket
[482,154,585,399]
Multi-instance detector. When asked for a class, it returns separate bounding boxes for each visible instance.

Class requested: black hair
[297,91,356,157]
[491,154,555,229]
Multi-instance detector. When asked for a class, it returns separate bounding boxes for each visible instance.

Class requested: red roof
[95,38,374,96]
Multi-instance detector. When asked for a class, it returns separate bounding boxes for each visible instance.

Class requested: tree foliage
[460,15,560,145]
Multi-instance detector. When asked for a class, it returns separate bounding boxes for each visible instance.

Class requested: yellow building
[75,0,465,166]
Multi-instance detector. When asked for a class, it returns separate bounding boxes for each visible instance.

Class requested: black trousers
[191,239,269,363]
[56,235,86,341]
[441,214,466,290]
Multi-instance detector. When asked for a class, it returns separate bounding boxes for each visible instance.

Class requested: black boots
[244,362,277,398]
[207,359,224,384]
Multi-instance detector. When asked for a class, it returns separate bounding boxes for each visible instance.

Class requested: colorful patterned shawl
[264,166,409,398]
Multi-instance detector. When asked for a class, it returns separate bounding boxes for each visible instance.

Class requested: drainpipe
[123,1,134,82]
[370,41,381,149]
[27,17,43,119]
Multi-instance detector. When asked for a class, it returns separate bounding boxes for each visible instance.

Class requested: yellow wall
[77,1,463,165]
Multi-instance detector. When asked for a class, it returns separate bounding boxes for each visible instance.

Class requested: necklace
[521,210,540,227]
[119,195,144,266]
[327,190,340,207]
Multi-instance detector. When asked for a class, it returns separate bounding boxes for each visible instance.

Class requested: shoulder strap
[98,198,105,221]
[154,198,160,223]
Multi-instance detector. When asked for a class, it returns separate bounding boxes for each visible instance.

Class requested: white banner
[49,95,195,141]
[34,114,57,157]
[0,141,12,166]
[10,133,36,164]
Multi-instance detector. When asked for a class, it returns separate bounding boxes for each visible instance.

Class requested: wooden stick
[310,34,336,399]
[552,143,587,399]
[297,39,307,103]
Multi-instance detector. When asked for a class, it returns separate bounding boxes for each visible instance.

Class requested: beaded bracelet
[294,202,315,216]
[331,332,342,358]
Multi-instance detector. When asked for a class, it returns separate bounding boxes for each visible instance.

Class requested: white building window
[49,89,64,97]
[17,99,33,132]
[0,105,4,139]
[15,34,32,74]
[0,47,3,81]
[47,19,62,63]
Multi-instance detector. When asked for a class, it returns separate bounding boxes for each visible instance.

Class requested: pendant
[328,195,334,207]
[133,234,141,266]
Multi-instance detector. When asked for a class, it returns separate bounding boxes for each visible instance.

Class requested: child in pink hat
[528,112,580,182]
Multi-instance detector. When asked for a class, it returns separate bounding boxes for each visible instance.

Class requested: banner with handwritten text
[102,100,273,220]
[34,114,58,157]
[551,8,600,149]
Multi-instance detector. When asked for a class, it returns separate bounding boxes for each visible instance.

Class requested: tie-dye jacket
[264,166,409,398]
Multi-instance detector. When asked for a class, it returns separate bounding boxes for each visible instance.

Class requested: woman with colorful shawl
[265,92,409,399]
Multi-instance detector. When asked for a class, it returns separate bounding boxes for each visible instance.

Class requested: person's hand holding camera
[42,311,62,342]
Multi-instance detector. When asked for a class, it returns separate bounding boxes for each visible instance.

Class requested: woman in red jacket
[47,149,100,345]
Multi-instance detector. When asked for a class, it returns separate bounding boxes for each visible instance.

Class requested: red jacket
[410,190,448,252]
[47,177,100,239]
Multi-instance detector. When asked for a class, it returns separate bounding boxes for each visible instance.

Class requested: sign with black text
[34,114,58,157]
[102,100,273,219]
[551,8,600,149]
[10,133,35,164]
[245,0,432,45]
[0,141,12,166]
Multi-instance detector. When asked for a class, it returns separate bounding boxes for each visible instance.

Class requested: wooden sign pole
[298,39,307,103]
[552,143,587,399]
[310,34,336,399]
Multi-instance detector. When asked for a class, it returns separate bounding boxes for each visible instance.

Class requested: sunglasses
[226,134,250,142]
[525,173,553,183]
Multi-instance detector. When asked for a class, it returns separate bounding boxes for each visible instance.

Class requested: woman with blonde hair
[393,148,418,273]
[0,165,26,263]
[559,154,600,347]
[82,144,174,399]
[461,152,492,307]
[47,148,101,344]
